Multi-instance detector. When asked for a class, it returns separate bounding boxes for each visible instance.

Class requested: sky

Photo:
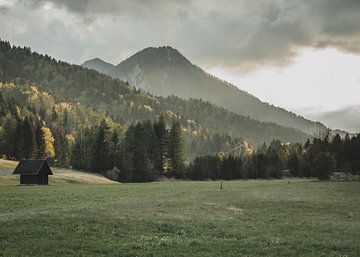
[211,48,360,114]
[1,0,360,128]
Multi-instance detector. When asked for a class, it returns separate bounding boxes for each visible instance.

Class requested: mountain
[82,46,326,135]
[82,58,115,75]
[307,106,360,133]
[0,40,310,160]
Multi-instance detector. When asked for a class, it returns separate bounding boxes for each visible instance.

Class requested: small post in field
[220,180,223,190]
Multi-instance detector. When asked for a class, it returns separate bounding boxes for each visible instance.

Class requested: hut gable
[13,160,53,185]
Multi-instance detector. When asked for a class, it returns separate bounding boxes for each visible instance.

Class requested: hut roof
[13,160,53,175]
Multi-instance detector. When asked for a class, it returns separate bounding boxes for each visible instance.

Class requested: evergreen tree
[313,151,336,180]
[132,122,155,181]
[22,116,36,159]
[119,125,136,181]
[63,108,69,132]
[288,152,300,177]
[14,119,25,160]
[0,115,17,158]
[91,119,110,172]
[108,130,121,169]
[35,124,44,158]
[330,133,345,173]
[0,93,6,117]
[168,120,185,178]
[38,107,46,120]
[80,128,95,170]
[51,106,58,122]
[71,140,82,169]
[52,127,72,167]
[153,116,169,175]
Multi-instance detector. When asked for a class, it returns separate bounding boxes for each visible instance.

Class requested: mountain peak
[82,58,115,74]
[139,46,183,57]
[118,46,191,68]
[82,57,109,65]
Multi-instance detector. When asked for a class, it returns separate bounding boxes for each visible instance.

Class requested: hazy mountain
[82,46,326,135]
[81,58,114,75]
[307,106,360,133]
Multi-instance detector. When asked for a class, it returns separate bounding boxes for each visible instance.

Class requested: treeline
[187,132,360,180]
[71,117,185,182]
[1,84,359,182]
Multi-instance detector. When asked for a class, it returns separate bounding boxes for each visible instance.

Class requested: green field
[0,177,359,257]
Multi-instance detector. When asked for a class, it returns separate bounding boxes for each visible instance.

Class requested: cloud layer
[1,0,360,70]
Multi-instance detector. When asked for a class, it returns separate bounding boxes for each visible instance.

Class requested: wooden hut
[13,160,53,185]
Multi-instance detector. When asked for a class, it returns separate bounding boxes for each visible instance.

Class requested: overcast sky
[1,0,360,118]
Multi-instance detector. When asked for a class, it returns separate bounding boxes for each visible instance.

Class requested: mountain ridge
[82,46,326,135]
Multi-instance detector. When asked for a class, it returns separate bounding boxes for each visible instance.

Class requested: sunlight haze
[211,48,360,116]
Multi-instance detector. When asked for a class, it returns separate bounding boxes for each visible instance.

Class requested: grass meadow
[0,172,359,257]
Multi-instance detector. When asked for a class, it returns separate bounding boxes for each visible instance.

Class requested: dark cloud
[0,1,11,14]
[0,7,9,14]
[1,0,359,70]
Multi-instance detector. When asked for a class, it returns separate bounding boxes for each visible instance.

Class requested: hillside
[0,39,309,151]
[82,46,326,135]
[0,159,117,185]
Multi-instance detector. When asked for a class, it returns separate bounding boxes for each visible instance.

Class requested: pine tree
[119,125,136,181]
[153,116,169,175]
[51,106,58,122]
[109,130,120,169]
[52,127,65,166]
[14,118,25,160]
[0,114,17,158]
[0,93,7,117]
[91,119,110,172]
[168,120,185,178]
[313,151,335,180]
[71,140,82,169]
[330,133,344,173]
[288,153,300,177]
[64,134,75,168]
[35,124,44,158]
[38,107,46,120]
[79,128,95,170]
[22,116,36,159]
[132,122,155,181]
[63,108,69,132]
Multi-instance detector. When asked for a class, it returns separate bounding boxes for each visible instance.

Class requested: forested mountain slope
[83,46,326,135]
[0,40,308,153]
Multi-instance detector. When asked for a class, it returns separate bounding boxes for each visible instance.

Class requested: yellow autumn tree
[41,127,55,158]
